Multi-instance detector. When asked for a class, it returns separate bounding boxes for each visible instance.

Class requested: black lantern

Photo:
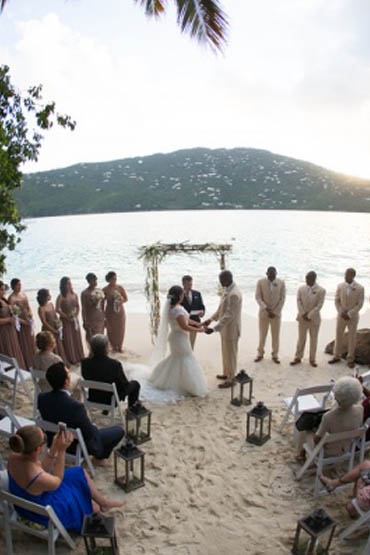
[114,440,145,492]
[292,508,337,554]
[82,512,119,554]
[246,402,272,445]
[230,370,253,407]
[125,406,152,445]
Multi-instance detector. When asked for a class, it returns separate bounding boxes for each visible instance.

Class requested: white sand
[3,308,370,554]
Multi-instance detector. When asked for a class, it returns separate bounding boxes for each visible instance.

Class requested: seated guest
[320,459,370,517]
[7,425,122,532]
[297,376,363,458]
[33,331,80,396]
[38,362,124,466]
[81,334,143,411]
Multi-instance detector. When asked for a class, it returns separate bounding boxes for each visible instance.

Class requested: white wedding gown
[125,305,208,403]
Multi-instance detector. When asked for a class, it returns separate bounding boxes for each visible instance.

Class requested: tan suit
[255,278,285,358]
[333,280,364,363]
[211,283,242,380]
[294,284,326,363]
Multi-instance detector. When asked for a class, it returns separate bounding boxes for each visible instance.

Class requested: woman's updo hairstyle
[167,285,183,307]
[36,288,49,307]
[9,425,42,455]
[105,271,116,282]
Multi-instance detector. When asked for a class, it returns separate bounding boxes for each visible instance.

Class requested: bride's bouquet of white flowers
[113,289,123,313]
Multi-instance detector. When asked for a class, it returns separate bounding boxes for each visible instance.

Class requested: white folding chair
[296,426,366,496]
[339,498,370,541]
[0,489,75,555]
[359,370,370,389]
[29,368,51,419]
[79,379,125,427]
[279,383,334,435]
[36,418,95,478]
[0,354,33,404]
[0,370,18,410]
[0,404,35,440]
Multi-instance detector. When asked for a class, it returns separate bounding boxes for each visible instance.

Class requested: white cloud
[0,0,370,178]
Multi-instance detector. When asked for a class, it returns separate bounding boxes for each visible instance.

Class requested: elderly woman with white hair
[296,376,363,459]
[313,376,363,456]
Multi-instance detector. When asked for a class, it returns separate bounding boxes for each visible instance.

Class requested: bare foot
[92,457,110,467]
[100,498,124,512]
[319,474,339,492]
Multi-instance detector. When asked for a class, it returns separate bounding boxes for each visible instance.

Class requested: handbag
[295,409,329,432]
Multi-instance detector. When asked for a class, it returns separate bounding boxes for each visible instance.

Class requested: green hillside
[15,147,370,217]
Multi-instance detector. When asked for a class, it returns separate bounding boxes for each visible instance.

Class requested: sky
[1,0,370,178]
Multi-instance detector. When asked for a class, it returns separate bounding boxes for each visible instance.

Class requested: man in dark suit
[38,362,124,466]
[81,334,142,411]
[181,275,205,349]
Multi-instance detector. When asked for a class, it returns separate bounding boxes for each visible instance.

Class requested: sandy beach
[2,308,370,554]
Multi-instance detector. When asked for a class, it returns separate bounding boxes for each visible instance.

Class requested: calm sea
[3,210,370,320]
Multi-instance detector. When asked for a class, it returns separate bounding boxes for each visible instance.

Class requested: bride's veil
[149,297,171,367]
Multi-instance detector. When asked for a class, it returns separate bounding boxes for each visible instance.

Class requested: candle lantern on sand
[114,440,145,493]
[125,406,152,445]
[230,370,253,407]
[292,508,337,554]
[246,402,272,445]
[82,512,119,554]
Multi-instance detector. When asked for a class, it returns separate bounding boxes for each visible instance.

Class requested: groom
[203,270,242,389]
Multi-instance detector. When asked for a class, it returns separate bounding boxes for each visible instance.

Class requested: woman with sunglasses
[7,425,123,532]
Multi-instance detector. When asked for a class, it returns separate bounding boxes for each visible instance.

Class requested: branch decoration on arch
[138,241,232,339]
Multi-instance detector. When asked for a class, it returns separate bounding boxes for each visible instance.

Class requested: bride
[147,285,208,398]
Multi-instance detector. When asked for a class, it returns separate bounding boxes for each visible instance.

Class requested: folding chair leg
[3,502,14,555]
[339,511,370,540]
[48,523,56,555]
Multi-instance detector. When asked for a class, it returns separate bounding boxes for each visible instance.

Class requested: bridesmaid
[103,271,127,352]
[36,288,68,365]
[56,277,84,365]
[0,280,26,369]
[8,278,36,369]
[80,272,105,344]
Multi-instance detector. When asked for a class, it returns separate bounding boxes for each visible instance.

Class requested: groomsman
[203,270,242,389]
[255,266,286,364]
[290,271,326,367]
[181,275,205,349]
[329,268,364,369]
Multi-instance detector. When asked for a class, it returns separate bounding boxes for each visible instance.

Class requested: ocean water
[3,209,370,320]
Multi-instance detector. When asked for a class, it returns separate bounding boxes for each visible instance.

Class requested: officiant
[181,275,205,349]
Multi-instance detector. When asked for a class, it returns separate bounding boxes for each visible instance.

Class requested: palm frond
[133,0,166,17]
[176,0,228,52]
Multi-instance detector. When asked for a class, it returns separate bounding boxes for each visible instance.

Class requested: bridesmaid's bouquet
[12,304,22,332]
[70,308,79,330]
[91,288,104,310]
[113,289,123,313]
[55,317,63,341]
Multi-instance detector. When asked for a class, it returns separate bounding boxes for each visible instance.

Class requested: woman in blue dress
[7,425,123,532]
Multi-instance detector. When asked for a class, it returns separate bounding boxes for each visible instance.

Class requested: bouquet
[55,317,63,341]
[12,304,22,332]
[71,308,79,330]
[91,288,104,310]
[113,289,123,313]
